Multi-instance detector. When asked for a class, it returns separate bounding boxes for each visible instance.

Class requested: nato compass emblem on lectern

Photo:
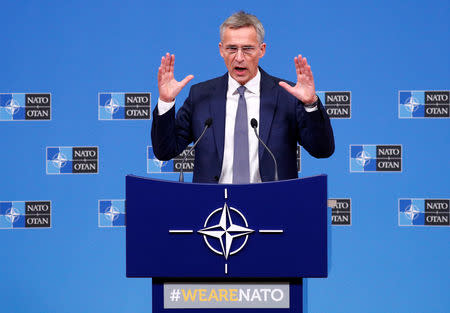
[169,188,283,274]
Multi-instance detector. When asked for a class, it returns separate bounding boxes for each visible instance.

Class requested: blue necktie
[233,86,250,184]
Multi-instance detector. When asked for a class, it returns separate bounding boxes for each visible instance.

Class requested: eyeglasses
[224,45,259,56]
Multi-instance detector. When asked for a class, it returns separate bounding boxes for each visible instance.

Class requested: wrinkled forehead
[221,26,259,45]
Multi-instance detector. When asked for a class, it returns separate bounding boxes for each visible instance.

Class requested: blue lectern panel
[126,175,327,278]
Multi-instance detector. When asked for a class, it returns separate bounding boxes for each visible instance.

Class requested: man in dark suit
[151,11,334,183]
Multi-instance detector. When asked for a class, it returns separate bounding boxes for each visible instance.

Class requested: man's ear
[259,42,266,58]
[219,42,224,58]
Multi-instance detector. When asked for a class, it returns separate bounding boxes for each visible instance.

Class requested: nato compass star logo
[198,202,254,260]
[104,205,120,221]
[52,152,68,169]
[404,204,420,221]
[5,99,20,115]
[105,98,120,114]
[356,150,371,166]
[404,96,420,113]
[169,188,283,274]
[5,207,20,223]
[99,200,125,227]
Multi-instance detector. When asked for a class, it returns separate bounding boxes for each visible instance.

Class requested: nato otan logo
[0,201,51,229]
[147,146,194,173]
[399,90,449,118]
[328,199,351,225]
[399,199,449,226]
[0,93,51,121]
[47,146,99,174]
[98,200,125,227]
[99,92,151,120]
[318,91,351,118]
[350,145,402,172]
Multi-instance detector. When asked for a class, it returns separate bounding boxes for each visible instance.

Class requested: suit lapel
[209,73,228,165]
[258,69,278,160]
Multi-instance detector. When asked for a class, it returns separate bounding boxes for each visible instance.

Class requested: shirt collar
[227,69,261,96]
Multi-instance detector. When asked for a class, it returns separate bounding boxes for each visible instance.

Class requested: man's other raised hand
[158,53,194,102]
[279,55,318,105]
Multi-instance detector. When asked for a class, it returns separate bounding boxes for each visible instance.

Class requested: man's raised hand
[279,55,318,105]
[158,53,194,102]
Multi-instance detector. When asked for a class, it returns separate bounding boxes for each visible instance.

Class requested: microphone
[250,118,279,181]
[179,118,213,182]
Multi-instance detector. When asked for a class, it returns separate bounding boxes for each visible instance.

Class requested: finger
[299,57,312,77]
[296,54,302,67]
[303,58,310,75]
[170,54,175,73]
[302,57,308,70]
[294,57,301,76]
[299,71,312,85]
[158,66,162,82]
[299,63,315,91]
[304,64,313,79]
[165,52,171,73]
[279,81,296,95]
[179,74,194,88]
[160,56,167,75]
[298,55,306,75]
[305,67,315,86]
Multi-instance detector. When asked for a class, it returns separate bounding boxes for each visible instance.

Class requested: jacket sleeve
[296,97,335,158]
[150,89,194,161]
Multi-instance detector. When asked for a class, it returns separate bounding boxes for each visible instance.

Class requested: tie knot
[237,86,246,96]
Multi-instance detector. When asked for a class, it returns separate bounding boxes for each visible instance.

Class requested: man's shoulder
[260,68,296,88]
[190,73,228,92]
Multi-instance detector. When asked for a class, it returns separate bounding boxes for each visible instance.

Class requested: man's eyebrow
[225,45,255,48]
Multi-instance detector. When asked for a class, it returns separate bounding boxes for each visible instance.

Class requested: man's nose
[235,49,245,61]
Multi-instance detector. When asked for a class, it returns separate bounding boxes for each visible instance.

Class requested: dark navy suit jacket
[151,68,334,183]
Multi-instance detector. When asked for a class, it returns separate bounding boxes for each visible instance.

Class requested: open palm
[158,53,194,102]
[279,55,317,105]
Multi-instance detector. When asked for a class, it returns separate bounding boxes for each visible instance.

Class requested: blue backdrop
[0,0,449,312]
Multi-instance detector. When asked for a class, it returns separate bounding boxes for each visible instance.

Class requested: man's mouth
[234,67,247,74]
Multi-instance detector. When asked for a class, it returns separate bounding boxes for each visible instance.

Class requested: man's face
[219,26,266,85]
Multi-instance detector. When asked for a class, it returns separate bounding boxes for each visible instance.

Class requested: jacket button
[214,176,219,181]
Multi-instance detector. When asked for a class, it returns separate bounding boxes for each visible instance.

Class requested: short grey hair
[220,11,265,43]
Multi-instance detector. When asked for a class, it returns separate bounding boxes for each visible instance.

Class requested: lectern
[126,174,328,312]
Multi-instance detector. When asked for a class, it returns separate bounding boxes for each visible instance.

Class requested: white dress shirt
[219,71,262,183]
[157,69,317,183]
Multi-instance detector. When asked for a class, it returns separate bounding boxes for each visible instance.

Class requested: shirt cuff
[303,95,319,113]
[304,105,318,113]
[157,98,175,115]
